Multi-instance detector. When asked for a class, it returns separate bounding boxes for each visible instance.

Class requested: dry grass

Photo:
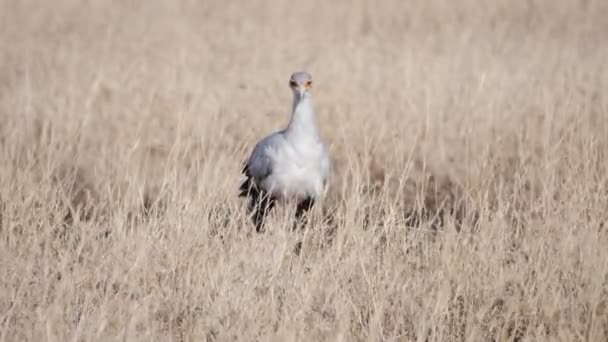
[1,0,608,341]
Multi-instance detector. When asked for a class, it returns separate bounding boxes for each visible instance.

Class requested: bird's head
[289,71,313,99]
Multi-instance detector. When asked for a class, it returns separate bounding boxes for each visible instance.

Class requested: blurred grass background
[1,0,607,340]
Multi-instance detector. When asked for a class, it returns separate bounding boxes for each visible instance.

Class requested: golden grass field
[1,0,608,340]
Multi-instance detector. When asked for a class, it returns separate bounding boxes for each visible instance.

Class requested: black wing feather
[239,161,257,198]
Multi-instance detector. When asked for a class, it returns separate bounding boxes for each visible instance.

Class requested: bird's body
[248,98,329,200]
[240,72,330,231]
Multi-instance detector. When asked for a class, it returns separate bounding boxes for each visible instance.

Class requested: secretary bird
[239,71,330,232]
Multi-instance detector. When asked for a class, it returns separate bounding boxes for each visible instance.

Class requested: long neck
[285,93,319,141]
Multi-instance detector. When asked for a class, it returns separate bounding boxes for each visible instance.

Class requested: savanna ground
[1,0,608,341]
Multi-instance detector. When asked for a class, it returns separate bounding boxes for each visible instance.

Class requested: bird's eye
[289,80,297,87]
[305,81,312,87]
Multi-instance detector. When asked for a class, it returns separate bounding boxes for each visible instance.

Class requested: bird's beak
[298,87,306,98]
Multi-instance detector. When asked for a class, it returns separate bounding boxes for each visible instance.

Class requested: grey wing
[239,133,281,196]
[247,134,281,180]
